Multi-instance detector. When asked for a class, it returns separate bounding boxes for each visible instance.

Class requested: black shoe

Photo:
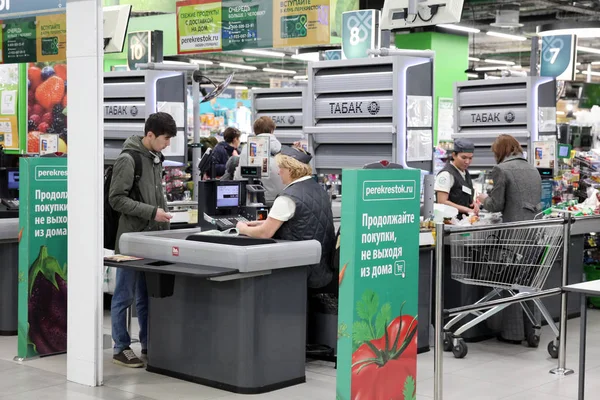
[113,347,144,368]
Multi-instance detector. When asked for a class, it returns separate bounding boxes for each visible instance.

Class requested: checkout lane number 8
[543,36,564,65]
[347,13,371,46]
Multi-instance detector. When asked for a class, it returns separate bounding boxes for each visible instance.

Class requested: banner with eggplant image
[18,157,68,359]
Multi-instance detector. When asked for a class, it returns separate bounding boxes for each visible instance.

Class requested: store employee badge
[462,185,472,195]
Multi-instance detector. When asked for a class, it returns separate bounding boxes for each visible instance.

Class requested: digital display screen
[241,166,259,177]
[558,144,570,158]
[8,170,18,190]
[392,11,404,20]
[216,183,240,208]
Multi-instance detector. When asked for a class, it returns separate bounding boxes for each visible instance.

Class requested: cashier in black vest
[435,139,479,218]
[236,146,336,290]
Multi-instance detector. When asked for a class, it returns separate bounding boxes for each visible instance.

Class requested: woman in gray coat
[477,134,542,344]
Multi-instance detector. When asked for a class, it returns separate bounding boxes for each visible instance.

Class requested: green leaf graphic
[403,375,416,400]
[375,303,392,339]
[356,290,379,322]
[352,320,372,345]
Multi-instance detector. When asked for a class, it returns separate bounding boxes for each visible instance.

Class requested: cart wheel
[548,340,559,359]
[452,339,468,359]
[526,332,540,348]
[443,332,453,352]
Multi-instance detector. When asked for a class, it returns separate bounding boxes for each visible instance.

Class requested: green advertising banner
[177,0,223,53]
[176,0,334,53]
[337,169,420,400]
[3,18,37,64]
[18,157,68,359]
[222,0,273,51]
[0,14,67,65]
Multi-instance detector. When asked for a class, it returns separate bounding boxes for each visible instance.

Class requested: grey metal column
[530,37,539,77]
[551,215,574,376]
[578,291,587,400]
[434,223,444,400]
[135,62,202,200]
[192,80,201,201]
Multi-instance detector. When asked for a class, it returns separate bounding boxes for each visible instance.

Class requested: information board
[0,13,66,64]
[177,0,331,53]
[337,168,420,400]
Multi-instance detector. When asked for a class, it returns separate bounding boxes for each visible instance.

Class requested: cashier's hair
[145,112,177,138]
[253,116,276,135]
[276,149,312,180]
[492,134,524,164]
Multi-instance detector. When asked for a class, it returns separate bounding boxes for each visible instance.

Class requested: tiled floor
[0,310,598,399]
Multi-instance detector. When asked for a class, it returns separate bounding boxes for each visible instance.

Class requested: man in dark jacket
[109,112,176,367]
[212,127,241,177]
[236,146,335,289]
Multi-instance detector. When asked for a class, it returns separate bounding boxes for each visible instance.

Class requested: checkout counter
[109,169,323,393]
[109,229,321,394]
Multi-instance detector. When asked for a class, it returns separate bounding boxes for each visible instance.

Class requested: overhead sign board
[341,9,380,60]
[0,0,64,19]
[176,0,331,54]
[541,35,576,81]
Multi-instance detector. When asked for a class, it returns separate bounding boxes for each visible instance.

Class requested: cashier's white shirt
[434,163,466,194]
[269,176,313,222]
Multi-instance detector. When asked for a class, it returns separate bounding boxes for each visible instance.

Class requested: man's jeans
[111,268,148,354]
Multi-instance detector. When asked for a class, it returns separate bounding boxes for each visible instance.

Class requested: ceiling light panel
[486,31,528,41]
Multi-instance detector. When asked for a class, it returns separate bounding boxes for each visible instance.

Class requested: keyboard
[214,216,249,231]
[1,199,19,209]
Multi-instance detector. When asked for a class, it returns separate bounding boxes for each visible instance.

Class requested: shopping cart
[442,220,564,359]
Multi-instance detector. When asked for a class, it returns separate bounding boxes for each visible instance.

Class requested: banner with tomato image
[27,62,67,155]
[337,169,421,400]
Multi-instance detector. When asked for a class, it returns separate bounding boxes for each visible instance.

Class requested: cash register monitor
[216,182,241,209]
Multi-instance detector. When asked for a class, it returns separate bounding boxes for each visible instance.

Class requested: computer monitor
[216,182,241,209]
[7,170,18,191]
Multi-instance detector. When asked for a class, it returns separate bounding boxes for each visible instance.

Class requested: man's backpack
[104,150,143,251]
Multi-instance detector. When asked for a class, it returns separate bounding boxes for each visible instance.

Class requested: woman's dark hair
[223,127,241,144]
[145,112,177,138]
[492,134,523,163]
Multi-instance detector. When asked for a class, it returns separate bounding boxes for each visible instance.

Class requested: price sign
[540,35,576,81]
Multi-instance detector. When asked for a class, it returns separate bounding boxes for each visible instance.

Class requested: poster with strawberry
[336,169,421,400]
[27,62,67,154]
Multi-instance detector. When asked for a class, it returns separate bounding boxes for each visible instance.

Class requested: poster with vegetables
[337,169,421,400]
[18,157,68,359]
[27,61,67,154]
[0,64,20,150]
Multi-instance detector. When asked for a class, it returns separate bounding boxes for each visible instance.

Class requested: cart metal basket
[443,221,564,358]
